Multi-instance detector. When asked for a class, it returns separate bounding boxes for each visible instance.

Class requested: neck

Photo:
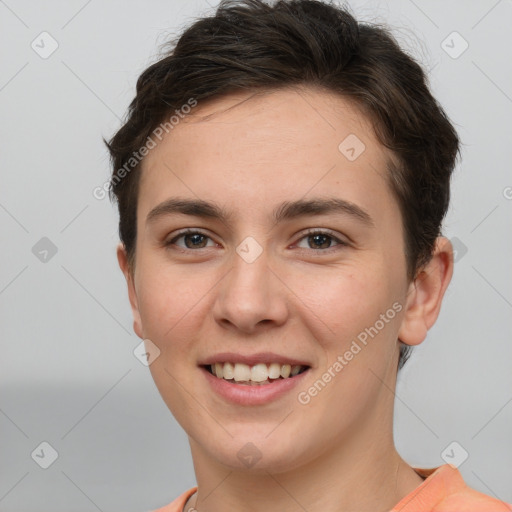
[186,418,424,512]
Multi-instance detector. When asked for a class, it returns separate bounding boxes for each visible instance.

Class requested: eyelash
[165,228,348,254]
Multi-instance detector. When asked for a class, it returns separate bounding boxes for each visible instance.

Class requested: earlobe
[398,237,454,346]
[116,243,144,339]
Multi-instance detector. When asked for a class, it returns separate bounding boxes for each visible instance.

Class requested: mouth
[199,352,312,405]
[203,362,310,386]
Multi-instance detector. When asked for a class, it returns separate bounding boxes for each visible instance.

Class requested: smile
[206,362,309,385]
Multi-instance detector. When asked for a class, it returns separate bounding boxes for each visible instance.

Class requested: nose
[212,246,289,334]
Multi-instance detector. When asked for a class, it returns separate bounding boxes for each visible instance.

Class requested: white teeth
[210,362,307,382]
[233,363,251,382]
[268,363,281,379]
[223,362,234,380]
[251,363,269,382]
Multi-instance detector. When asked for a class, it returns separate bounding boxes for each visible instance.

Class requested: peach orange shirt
[151,464,512,512]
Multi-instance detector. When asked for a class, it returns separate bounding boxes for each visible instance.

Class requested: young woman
[106,1,511,510]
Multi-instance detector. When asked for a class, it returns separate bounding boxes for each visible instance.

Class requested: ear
[398,237,454,346]
[117,243,143,339]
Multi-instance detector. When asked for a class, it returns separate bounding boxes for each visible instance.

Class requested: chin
[195,430,313,474]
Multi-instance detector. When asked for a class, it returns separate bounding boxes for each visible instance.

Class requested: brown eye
[307,233,332,249]
[167,230,215,250]
[295,230,347,252]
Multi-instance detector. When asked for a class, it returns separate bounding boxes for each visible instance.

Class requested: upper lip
[199,352,311,367]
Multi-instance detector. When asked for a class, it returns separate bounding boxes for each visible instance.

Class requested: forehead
[138,86,394,219]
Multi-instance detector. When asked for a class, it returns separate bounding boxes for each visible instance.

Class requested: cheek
[135,261,211,353]
[290,263,397,346]
[292,263,402,418]
[290,270,401,438]
[136,263,212,428]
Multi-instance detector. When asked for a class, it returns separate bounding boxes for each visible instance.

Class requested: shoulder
[434,486,512,512]
[150,487,198,512]
[393,464,511,512]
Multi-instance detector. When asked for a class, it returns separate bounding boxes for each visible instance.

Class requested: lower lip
[201,366,310,405]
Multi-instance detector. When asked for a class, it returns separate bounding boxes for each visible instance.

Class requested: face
[120,86,421,473]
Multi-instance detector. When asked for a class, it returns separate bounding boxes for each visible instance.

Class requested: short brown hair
[105,0,460,369]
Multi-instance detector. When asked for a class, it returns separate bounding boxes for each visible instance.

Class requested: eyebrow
[146,197,374,227]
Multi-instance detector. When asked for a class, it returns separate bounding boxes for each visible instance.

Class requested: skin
[117,86,453,512]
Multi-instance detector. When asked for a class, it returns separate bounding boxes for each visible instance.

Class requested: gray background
[1,0,511,511]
